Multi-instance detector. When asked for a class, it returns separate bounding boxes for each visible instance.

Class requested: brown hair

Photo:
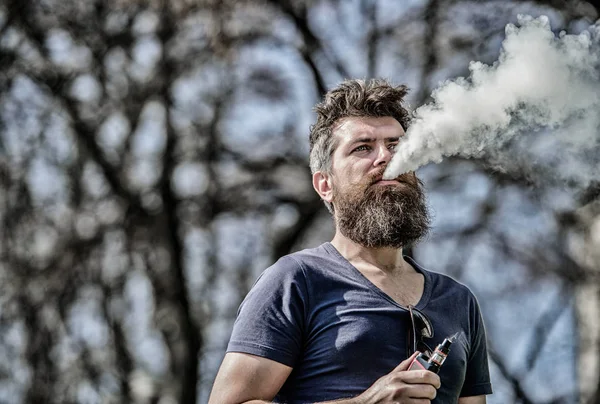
[309,78,411,212]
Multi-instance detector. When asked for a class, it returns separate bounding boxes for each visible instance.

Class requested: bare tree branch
[488,345,536,404]
[155,3,200,403]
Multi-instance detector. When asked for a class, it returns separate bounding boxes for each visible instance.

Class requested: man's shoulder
[428,269,471,291]
[246,243,341,299]
[286,242,333,261]
[261,243,336,279]
[409,257,477,298]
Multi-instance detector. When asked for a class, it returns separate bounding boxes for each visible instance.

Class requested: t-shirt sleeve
[226,256,308,368]
[460,294,493,397]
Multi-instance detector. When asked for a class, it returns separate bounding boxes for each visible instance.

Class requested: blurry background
[1,0,599,403]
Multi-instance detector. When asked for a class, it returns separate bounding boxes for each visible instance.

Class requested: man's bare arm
[208,353,292,404]
[459,395,487,404]
[208,351,440,404]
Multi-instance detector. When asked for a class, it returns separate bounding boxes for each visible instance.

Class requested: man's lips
[371,176,402,185]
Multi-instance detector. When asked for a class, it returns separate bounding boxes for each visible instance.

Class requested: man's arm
[459,395,486,404]
[208,351,440,404]
[208,353,292,404]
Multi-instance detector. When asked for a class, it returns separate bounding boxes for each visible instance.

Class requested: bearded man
[209,79,492,404]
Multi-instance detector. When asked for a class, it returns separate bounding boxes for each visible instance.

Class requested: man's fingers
[401,370,441,389]
[395,351,420,371]
[397,383,437,400]
[413,383,438,400]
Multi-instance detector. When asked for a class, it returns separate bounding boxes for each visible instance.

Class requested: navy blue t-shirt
[227,242,492,403]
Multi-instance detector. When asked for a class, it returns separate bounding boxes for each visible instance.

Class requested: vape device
[408,336,453,374]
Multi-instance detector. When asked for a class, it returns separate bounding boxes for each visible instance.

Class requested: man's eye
[388,143,398,151]
[353,145,369,152]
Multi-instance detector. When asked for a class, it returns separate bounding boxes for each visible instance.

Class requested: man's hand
[354,351,441,403]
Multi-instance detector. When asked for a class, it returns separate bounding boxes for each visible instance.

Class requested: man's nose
[374,144,392,166]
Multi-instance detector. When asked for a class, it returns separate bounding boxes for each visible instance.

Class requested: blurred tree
[0,1,598,404]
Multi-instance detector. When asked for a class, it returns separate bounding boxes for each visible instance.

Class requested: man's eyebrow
[349,137,375,145]
[348,136,400,146]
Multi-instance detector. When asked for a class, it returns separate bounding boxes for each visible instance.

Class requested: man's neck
[330,231,414,275]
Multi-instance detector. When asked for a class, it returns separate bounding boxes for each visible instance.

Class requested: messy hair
[309,78,412,213]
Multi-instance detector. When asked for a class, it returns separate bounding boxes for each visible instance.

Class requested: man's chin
[334,185,430,249]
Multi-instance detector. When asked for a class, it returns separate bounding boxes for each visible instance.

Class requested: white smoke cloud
[383,15,600,194]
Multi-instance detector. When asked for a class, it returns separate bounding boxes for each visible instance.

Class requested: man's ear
[312,171,333,203]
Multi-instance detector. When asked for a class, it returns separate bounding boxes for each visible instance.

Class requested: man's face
[327,116,430,248]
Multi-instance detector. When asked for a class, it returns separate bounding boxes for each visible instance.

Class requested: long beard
[333,174,431,249]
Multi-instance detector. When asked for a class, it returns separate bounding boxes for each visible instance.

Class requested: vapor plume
[384,16,600,194]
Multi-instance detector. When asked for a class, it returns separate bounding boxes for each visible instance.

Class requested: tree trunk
[576,284,600,403]
[572,202,600,403]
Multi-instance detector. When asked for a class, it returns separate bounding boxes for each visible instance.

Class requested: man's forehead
[332,116,405,143]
